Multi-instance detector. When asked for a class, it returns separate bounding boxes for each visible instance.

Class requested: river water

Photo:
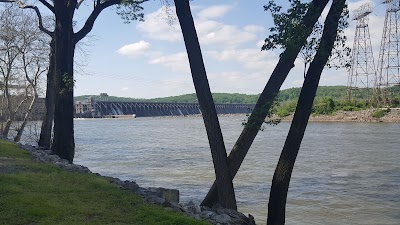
[73,116,399,224]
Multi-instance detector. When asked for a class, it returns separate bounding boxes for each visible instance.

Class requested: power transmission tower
[376,0,400,106]
[347,3,376,103]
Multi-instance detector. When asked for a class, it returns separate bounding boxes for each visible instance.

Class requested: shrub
[312,98,335,115]
[276,100,297,117]
[372,108,390,118]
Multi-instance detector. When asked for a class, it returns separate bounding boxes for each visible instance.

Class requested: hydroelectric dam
[75,99,254,118]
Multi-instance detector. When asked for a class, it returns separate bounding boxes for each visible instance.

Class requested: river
[72,116,399,224]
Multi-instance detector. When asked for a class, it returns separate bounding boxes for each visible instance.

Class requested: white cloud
[149,52,190,72]
[207,71,269,94]
[117,40,151,56]
[196,22,259,47]
[208,48,277,70]
[121,87,129,91]
[137,6,182,42]
[347,0,375,16]
[126,3,277,91]
[197,4,233,19]
[256,40,265,48]
[320,70,348,86]
[136,5,265,48]
[244,25,265,34]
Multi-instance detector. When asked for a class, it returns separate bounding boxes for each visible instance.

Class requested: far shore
[281,108,400,123]
[72,108,400,123]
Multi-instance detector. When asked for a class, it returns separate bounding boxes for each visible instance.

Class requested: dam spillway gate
[75,100,255,118]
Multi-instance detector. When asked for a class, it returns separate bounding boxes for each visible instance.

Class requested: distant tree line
[75,86,392,104]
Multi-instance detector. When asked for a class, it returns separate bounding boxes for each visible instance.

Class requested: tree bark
[202,0,330,207]
[174,0,237,210]
[2,95,28,137]
[0,93,4,132]
[51,2,76,163]
[267,1,346,224]
[38,39,55,149]
[2,119,12,137]
[14,93,37,142]
[34,0,135,162]
[2,72,14,137]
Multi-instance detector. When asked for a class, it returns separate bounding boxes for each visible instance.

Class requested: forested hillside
[75,92,259,104]
[75,86,360,104]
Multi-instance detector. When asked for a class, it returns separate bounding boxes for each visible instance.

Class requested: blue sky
[36,1,391,98]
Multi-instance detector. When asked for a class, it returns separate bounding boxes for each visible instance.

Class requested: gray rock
[165,201,184,212]
[200,210,216,219]
[102,176,123,186]
[214,214,232,224]
[157,187,179,202]
[136,187,159,198]
[122,180,140,191]
[183,200,201,214]
[10,140,256,225]
[145,195,166,205]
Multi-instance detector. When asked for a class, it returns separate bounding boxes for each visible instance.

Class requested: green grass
[0,140,209,225]
[371,108,390,118]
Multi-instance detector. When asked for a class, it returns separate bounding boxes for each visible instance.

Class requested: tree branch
[14,1,53,36]
[37,0,55,14]
[74,0,121,43]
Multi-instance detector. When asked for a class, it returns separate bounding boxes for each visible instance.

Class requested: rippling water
[73,116,400,224]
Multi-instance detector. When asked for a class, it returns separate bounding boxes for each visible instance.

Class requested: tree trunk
[38,39,55,149]
[14,93,38,142]
[2,95,28,137]
[267,1,346,224]
[201,0,330,207]
[0,92,5,133]
[2,76,13,137]
[2,119,12,137]
[174,0,237,210]
[51,3,76,163]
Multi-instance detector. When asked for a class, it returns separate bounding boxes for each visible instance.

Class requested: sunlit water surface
[72,116,399,224]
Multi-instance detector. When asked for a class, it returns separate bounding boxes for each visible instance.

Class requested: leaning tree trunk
[2,119,13,137]
[201,0,330,207]
[0,94,4,133]
[2,79,14,137]
[174,0,237,210]
[38,39,55,149]
[2,94,28,137]
[14,92,38,142]
[51,3,76,163]
[267,1,346,224]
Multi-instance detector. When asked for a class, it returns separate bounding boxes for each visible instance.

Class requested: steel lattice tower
[347,4,376,103]
[376,0,400,105]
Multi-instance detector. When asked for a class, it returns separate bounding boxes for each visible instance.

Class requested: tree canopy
[263,0,351,72]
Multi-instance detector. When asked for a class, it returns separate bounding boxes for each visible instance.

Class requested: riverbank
[0,139,255,225]
[73,108,400,123]
[281,108,400,123]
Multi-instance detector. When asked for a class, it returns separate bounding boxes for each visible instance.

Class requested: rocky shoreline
[281,108,400,123]
[4,139,255,225]
[3,109,397,224]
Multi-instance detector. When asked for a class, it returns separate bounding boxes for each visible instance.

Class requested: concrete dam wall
[75,101,254,118]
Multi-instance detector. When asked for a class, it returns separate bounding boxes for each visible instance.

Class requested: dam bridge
[75,99,254,118]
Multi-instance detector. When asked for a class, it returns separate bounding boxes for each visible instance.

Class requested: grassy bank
[0,140,208,225]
